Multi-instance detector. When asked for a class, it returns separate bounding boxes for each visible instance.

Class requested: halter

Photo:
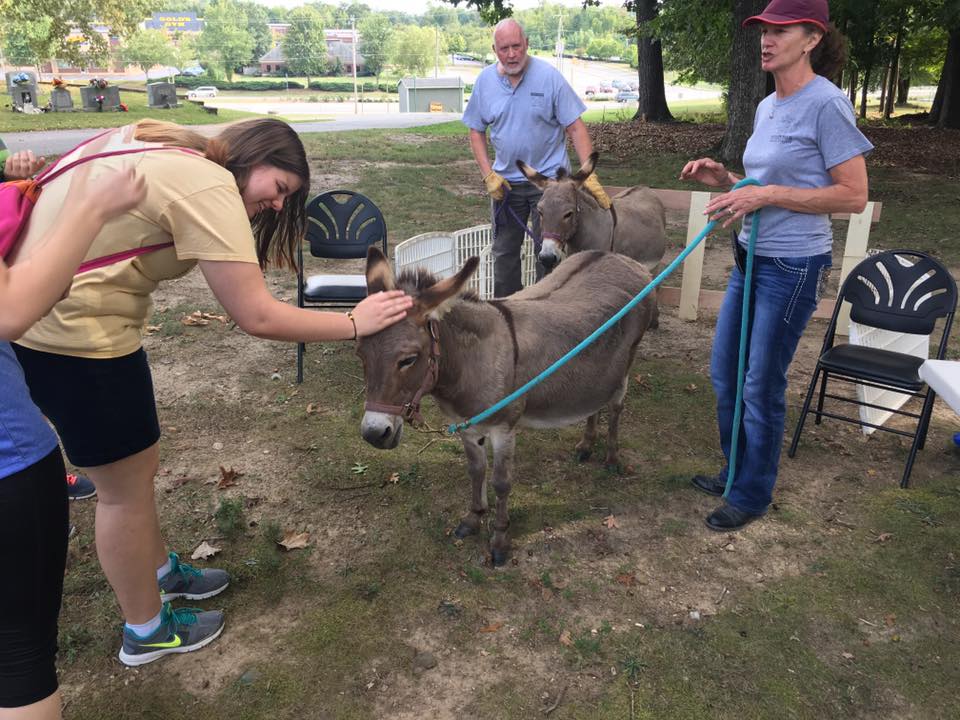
[363,319,441,426]
[541,193,618,251]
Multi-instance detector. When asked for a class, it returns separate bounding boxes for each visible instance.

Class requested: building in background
[144,12,205,35]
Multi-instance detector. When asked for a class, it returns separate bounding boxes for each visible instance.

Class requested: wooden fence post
[679,191,712,321]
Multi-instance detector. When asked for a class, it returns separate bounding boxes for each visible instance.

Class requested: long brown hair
[806,22,847,81]
[134,118,309,270]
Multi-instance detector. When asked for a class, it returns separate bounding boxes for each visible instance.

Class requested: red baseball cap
[743,0,829,33]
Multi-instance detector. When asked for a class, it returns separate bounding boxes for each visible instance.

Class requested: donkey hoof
[575,449,592,463]
[454,522,478,539]
[490,548,510,567]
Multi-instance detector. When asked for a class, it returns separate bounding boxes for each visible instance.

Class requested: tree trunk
[720,0,768,164]
[633,0,673,122]
[879,64,888,114]
[931,26,960,128]
[848,67,858,105]
[883,60,898,118]
[896,72,910,105]
[859,51,874,119]
[884,17,904,119]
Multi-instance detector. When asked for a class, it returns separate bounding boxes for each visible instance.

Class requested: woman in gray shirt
[680,0,873,531]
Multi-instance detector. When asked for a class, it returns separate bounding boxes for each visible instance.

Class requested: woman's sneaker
[119,603,225,667]
[158,552,230,601]
[66,473,96,500]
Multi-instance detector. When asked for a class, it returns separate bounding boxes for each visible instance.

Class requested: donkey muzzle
[361,411,404,449]
[538,236,563,272]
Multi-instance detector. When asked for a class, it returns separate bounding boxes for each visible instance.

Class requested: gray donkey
[517,152,667,273]
[358,246,656,565]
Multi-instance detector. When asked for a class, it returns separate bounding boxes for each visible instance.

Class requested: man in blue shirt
[463,19,610,297]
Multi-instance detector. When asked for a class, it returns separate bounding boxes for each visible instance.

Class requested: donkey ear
[571,152,598,183]
[366,246,395,293]
[419,257,480,316]
[517,160,549,189]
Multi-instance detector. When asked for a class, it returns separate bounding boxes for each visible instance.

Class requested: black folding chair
[297,190,387,383]
[788,250,957,487]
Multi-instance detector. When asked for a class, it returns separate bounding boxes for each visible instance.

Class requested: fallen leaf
[604,514,619,529]
[305,402,324,415]
[144,324,161,335]
[559,630,574,647]
[873,532,893,543]
[180,311,228,327]
[191,541,221,560]
[841,651,855,660]
[634,374,651,390]
[217,465,243,489]
[388,472,400,484]
[615,572,637,587]
[479,621,503,633]
[278,530,310,551]
[171,476,192,489]
[684,383,699,393]
[884,613,897,627]
[181,311,209,326]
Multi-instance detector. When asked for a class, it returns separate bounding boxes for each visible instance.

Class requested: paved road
[1,111,463,157]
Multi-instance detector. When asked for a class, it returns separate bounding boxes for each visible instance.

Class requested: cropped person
[0,142,97,503]
[1,164,145,719]
[680,0,872,531]
[12,118,412,667]
[463,18,610,297]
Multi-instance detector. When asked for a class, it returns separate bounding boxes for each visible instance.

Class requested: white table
[919,359,960,416]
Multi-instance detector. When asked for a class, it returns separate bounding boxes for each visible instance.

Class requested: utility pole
[555,11,564,75]
[350,16,358,114]
[434,26,439,79]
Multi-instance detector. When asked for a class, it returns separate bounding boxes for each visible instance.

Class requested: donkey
[517,152,667,273]
[358,246,657,565]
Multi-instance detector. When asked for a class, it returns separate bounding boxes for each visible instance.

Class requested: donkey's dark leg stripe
[489,301,520,370]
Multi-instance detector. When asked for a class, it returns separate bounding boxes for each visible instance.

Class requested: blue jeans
[711,253,832,515]
[490,181,544,298]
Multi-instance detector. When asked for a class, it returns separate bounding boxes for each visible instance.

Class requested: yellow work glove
[483,171,511,201]
[582,172,612,209]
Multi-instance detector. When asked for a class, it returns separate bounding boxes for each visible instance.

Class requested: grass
[0,83,255,132]
[56,120,960,719]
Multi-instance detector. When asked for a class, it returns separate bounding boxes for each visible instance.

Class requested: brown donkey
[358,247,656,565]
[517,152,667,273]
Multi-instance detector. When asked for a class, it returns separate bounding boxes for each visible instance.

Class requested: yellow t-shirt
[16,125,259,359]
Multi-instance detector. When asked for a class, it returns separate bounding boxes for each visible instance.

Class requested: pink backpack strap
[38,145,202,188]
[30,132,204,275]
[75,242,176,275]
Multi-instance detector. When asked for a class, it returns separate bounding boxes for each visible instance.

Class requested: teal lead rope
[449,179,763,501]
[723,178,762,498]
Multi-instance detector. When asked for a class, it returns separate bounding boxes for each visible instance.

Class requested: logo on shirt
[770,134,795,144]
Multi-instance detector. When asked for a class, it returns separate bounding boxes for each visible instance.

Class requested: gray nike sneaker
[118,603,225,667]
[158,552,229,601]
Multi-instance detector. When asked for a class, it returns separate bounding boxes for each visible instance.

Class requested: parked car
[187,86,218,100]
[611,79,629,90]
[584,85,599,97]
[598,84,615,94]
[616,90,640,103]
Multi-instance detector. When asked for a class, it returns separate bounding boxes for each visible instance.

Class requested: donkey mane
[396,267,482,303]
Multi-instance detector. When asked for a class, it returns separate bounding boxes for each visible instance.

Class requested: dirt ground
[55,242,960,718]
[55,123,960,718]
